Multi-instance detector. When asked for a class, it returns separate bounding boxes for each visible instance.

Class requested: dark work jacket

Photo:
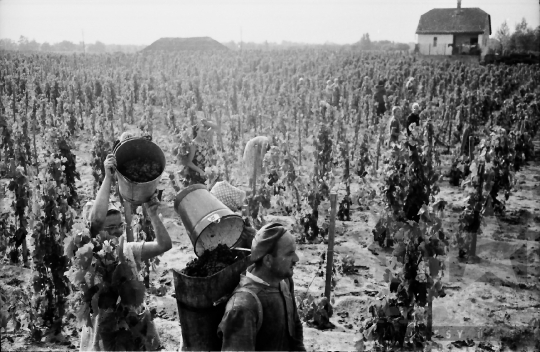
[406,113,420,135]
[217,266,306,351]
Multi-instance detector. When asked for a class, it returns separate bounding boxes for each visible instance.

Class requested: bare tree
[495,20,510,53]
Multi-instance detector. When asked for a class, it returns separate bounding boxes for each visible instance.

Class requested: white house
[416,0,491,56]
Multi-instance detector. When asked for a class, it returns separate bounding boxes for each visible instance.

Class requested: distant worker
[374,80,388,117]
[243,136,271,190]
[407,103,421,136]
[388,106,402,143]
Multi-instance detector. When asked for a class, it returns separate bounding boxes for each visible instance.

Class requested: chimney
[457,0,461,9]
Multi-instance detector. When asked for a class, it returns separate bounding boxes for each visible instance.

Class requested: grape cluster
[182,244,241,277]
[120,157,162,183]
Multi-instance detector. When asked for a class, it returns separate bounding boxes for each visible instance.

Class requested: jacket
[217,266,306,351]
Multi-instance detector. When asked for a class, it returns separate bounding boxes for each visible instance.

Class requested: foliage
[5,166,30,264]
[368,119,448,348]
[65,229,154,351]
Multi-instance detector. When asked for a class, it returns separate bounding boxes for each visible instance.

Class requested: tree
[515,17,528,33]
[41,42,52,52]
[0,39,17,50]
[358,33,372,50]
[87,41,106,53]
[496,21,510,53]
[52,40,78,52]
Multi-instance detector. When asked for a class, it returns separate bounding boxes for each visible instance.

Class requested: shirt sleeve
[218,295,258,351]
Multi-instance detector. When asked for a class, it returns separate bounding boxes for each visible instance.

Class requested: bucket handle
[207,213,221,224]
[113,135,153,154]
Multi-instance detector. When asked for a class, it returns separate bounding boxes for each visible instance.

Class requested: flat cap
[251,222,287,262]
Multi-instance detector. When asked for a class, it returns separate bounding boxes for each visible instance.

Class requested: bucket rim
[114,138,166,184]
[193,213,244,257]
[174,184,208,210]
[171,254,251,279]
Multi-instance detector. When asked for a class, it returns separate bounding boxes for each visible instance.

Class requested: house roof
[416,8,491,35]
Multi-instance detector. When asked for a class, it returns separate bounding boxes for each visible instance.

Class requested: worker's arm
[140,193,172,262]
[218,295,258,351]
[89,154,115,236]
[123,200,134,242]
[179,144,206,176]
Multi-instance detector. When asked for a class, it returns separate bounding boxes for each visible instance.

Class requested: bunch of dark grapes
[182,244,240,277]
[120,157,162,183]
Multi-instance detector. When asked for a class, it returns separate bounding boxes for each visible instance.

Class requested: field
[0,49,539,351]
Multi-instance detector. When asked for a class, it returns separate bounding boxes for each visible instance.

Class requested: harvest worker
[218,222,305,351]
[243,136,271,190]
[406,102,421,136]
[388,106,402,143]
[79,154,172,351]
[373,80,387,118]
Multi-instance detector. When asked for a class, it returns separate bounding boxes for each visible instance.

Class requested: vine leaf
[428,257,440,277]
[118,280,145,307]
[75,303,92,328]
[66,267,86,285]
[76,243,94,270]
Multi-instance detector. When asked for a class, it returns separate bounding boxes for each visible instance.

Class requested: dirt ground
[1,116,539,352]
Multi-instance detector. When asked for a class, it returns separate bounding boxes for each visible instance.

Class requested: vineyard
[0,49,539,351]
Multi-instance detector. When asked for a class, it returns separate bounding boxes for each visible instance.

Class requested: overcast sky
[0,0,538,45]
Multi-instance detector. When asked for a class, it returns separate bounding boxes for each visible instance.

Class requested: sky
[0,0,538,45]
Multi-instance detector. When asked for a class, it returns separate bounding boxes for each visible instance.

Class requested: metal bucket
[172,255,251,351]
[114,137,166,205]
[174,184,244,256]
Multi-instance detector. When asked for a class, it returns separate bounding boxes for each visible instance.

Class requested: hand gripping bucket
[114,137,166,205]
[174,184,244,256]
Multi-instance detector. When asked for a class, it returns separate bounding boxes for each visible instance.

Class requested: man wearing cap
[218,223,305,351]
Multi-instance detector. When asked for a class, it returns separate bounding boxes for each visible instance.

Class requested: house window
[433,37,437,47]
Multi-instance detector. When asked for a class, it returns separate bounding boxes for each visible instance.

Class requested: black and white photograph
[0,0,539,351]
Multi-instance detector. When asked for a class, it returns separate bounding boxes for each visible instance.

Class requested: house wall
[417,34,453,55]
[480,18,490,47]
[454,34,479,47]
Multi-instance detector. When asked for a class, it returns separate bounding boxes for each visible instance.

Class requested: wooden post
[427,291,433,341]
[469,164,483,259]
[252,145,258,196]
[324,193,338,300]
[468,136,473,161]
[375,134,381,171]
[297,115,302,167]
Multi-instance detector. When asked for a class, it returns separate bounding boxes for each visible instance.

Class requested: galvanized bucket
[174,184,244,256]
[114,137,166,205]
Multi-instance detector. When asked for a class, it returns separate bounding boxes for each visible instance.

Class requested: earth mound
[143,37,228,52]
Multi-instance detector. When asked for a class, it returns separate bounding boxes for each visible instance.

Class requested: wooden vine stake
[324,193,338,300]
[468,136,473,161]
[297,114,302,167]
[251,144,259,197]
[469,163,484,260]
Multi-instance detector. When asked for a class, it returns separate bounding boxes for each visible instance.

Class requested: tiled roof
[416,8,491,34]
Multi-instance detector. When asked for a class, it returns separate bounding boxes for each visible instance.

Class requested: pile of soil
[181,244,242,277]
[119,157,162,183]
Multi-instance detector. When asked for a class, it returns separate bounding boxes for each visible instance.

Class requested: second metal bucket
[174,184,244,256]
[114,137,166,205]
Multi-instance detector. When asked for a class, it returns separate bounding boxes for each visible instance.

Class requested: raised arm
[140,193,172,262]
[89,154,115,236]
